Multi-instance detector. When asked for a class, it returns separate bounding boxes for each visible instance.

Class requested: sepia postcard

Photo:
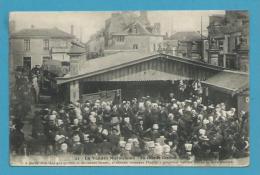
[9,10,249,166]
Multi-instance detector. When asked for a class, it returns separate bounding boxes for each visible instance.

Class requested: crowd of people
[10,81,249,161]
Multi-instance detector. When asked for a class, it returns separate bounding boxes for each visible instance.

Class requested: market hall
[55,48,249,113]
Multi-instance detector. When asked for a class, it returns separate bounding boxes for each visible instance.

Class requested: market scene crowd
[10,67,249,162]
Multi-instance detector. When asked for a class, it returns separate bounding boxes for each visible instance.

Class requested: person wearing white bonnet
[178,109,183,116]
[193,101,198,108]
[199,128,206,136]
[181,102,186,109]
[120,143,133,158]
[172,103,178,109]
[197,114,203,121]
[185,105,192,112]
[52,110,58,115]
[60,143,68,154]
[48,114,56,125]
[57,119,63,127]
[89,114,97,123]
[163,144,171,154]
[154,142,163,157]
[152,123,159,130]
[125,143,132,151]
[171,125,178,133]
[73,118,79,126]
[101,129,109,136]
[83,134,90,143]
[168,113,174,121]
[83,106,90,114]
[124,117,130,124]
[208,116,214,124]
[138,102,145,110]
[226,111,233,118]
[119,140,126,148]
[220,102,226,110]
[203,118,209,126]
[158,135,166,146]
[73,134,80,142]
[90,111,97,116]
[76,114,83,122]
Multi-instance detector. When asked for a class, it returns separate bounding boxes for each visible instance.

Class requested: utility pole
[201,16,203,40]
[200,16,203,61]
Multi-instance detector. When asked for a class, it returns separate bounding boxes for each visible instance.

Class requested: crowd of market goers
[10,67,249,161]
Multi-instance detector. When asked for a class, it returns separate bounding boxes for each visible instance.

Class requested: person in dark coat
[121,117,133,139]
[10,121,25,155]
[99,136,113,155]
[71,134,83,155]
[108,128,120,155]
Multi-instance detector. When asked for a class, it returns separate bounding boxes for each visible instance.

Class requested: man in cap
[83,134,96,155]
[165,125,179,148]
[71,134,83,155]
[120,143,133,158]
[108,128,120,155]
[121,117,133,139]
[99,129,113,155]
[130,138,142,157]
[44,114,58,154]
[10,121,25,155]
[145,124,161,141]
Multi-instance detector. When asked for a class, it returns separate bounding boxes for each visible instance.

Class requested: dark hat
[112,127,119,132]
[15,122,24,129]
[66,104,75,110]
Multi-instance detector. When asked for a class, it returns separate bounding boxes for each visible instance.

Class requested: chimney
[140,11,148,20]
[68,44,86,76]
[165,32,169,38]
[153,23,161,34]
[70,25,74,36]
[140,11,150,25]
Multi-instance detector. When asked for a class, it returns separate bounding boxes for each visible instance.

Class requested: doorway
[23,57,31,70]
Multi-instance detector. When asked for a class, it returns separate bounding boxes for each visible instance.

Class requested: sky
[10,10,225,42]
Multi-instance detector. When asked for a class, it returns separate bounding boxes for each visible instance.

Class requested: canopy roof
[202,70,249,95]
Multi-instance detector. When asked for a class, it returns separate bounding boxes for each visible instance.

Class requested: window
[133,44,138,49]
[53,39,67,48]
[43,39,49,50]
[42,56,51,64]
[133,25,138,33]
[218,40,224,51]
[23,57,31,69]
[115,35,124,42]
[24,39,30,51]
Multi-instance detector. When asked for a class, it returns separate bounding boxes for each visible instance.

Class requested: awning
[202,70,249,95]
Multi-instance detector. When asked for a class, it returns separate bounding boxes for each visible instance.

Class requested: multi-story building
[207,11,249,72]
[166,31,206,61]
[86,11,164,57]
[9,26,75,71]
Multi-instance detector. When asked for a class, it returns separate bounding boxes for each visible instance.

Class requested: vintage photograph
[9,10,249,166]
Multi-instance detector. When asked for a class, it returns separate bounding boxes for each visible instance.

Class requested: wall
[10,37,71,70]
[70,80,79,103]
[110,35,163,53]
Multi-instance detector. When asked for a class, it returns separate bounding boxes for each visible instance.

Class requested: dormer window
[43,39,49,50]
[133,25,138,33]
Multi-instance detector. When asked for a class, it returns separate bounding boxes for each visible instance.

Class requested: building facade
[207,11,249,72]
[9,27,75,71]
[167,31,206,61]
[86,11,164,58]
